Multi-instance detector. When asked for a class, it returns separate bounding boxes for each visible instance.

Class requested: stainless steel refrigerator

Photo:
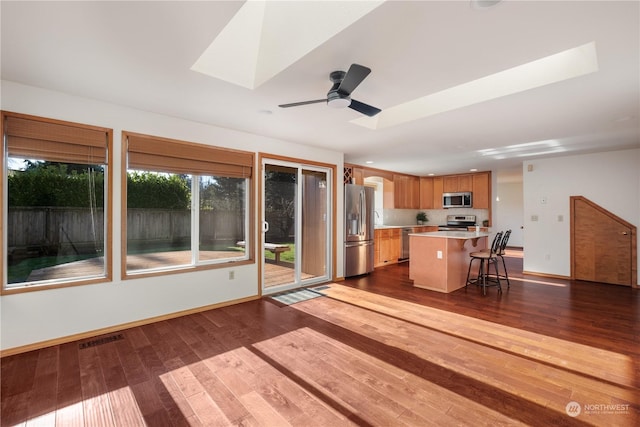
[344,184,375,277]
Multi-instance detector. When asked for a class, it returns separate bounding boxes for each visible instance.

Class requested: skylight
[351,42,599,130]
[191,0,384,89]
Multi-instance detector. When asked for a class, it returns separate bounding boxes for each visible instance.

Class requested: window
[1,111,112,293]
[123,132,253,277]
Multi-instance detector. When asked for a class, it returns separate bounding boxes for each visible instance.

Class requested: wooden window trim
[1,111,113,294]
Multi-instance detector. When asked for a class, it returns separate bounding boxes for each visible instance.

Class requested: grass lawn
[262,243,294,263]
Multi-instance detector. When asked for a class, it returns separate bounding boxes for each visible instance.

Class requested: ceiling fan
[278,64,381,117]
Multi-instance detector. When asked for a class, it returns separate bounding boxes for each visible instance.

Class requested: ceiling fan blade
[279,99,327,108]
[349,99,381,117]
[337,64,371,96]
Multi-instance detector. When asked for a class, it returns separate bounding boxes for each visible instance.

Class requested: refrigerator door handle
[360,190,365,236]
[345,241,373,248]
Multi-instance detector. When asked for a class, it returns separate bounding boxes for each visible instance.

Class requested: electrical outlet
[531,215,538,222]
[228,270,235,280]
[437,250,443,259]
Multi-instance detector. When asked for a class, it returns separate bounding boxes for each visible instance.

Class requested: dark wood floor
[2,251,639,426]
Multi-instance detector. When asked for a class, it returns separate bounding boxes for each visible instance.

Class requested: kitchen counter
[375,224,433,229]
[409,231,489,293]
[410,230,490,239]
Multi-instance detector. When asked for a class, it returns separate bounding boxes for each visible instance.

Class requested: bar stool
[465,231,502,295]
[492,229,511,288]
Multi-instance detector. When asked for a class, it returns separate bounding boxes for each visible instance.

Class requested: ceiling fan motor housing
[327,70,351,107]
[329,70,346,83]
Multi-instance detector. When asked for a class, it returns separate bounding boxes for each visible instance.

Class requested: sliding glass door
[262,160,331,294]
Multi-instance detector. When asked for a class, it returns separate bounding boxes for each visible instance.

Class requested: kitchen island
[409,231,489,293]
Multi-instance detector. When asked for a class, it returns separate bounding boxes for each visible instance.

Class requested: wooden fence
[7,207,245,256]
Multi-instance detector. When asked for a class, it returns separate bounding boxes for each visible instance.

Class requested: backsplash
[381,208,489,226]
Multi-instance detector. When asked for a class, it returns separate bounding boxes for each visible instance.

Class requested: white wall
[522,149,640,283]
[0,81,345,351]
[495,181,524,247]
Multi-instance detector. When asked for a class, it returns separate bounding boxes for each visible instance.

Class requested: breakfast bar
[409,231,490,293]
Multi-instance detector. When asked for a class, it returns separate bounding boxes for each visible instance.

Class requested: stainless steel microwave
[443,192,472,208]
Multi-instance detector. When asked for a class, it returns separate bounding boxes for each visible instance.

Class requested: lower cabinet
[413,225,438,233]
[374,228,401,267]
[374,227,439,268]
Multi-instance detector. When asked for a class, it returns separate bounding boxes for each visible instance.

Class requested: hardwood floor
[2,252,639,426]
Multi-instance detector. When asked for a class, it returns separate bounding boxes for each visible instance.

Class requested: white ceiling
[1,1,638,181]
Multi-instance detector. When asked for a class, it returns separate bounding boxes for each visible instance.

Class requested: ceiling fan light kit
[279,63,381,117]
[327,93,351,108]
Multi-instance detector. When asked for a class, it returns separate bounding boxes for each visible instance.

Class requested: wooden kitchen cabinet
[374,228,400,267]
[443,176,458,193]
[374,229,382,266]
[472,172,491,209]
[390,228,401,262]
[383,178,395,209]
[419,177,434,209]
[443,174,472,192]
[393,174,420,209]
[433,177,444,209]
[352,167,364,185]
[457,174,472,192]
[414,225,438,233]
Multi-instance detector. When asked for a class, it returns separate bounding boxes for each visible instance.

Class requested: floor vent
[79,333,124,350]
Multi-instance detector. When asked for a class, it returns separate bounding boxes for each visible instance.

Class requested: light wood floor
[2,253,639,426]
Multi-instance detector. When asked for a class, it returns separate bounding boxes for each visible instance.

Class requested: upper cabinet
[443,174,472,192]
[393,174,420,209]
[472,172,491,209]
[347,164,489,212]
[352,167,364,185]
[419,177,434,209]
[423,172,490,209]
[420,176,444,209]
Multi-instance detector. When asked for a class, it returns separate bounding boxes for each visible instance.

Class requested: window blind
[4,113,108,164]
[126,133,253,178]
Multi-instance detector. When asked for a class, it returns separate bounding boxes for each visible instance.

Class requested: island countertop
[409,230,491,239]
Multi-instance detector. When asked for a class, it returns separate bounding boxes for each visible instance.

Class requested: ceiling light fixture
[327,92,351,108]
[471,0,503,10]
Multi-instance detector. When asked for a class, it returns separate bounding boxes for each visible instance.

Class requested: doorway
[262,159,332,294]
[571,196,636,286]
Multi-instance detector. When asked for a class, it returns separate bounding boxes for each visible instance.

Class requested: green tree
[264,171,296,240]
[127,171,190,209]
[200,177,244,211]
[8,161,104,207]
